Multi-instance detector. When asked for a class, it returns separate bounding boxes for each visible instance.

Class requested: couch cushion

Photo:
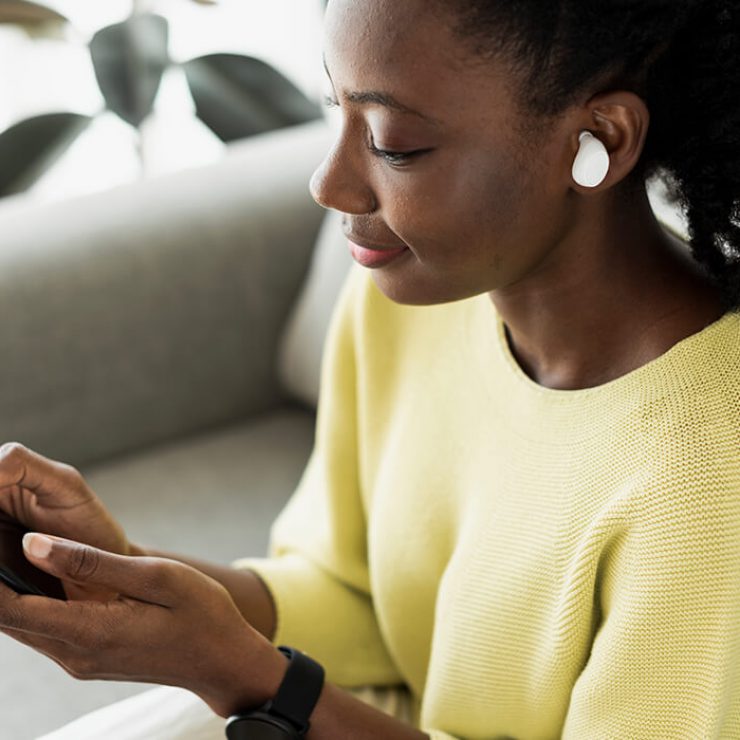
[86,405,315,562]
[277,209,353,407]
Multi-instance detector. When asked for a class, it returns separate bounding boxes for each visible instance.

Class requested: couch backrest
[277,209,353,408]
[0,120,331,466]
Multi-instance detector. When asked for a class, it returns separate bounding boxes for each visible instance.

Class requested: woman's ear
[569,90,650,191]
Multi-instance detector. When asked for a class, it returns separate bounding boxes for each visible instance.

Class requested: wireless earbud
[572,131,610,188]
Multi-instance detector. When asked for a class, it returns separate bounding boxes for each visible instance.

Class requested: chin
[370,268,484,307]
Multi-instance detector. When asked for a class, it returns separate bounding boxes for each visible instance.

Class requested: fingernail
[23,533,53,559]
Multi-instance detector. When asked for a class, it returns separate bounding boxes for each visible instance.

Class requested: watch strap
[263,646,325,735]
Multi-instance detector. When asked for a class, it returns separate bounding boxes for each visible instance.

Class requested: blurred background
[0,0,326,204]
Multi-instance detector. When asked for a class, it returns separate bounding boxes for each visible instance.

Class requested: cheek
[465,151,533,229]
[387,152,532,264]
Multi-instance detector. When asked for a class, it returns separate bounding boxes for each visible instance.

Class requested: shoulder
[646,308,740,415]
[615,311,740,529]
[634,375,740,548]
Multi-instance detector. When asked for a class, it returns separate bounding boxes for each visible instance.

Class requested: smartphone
[0,512,66,600]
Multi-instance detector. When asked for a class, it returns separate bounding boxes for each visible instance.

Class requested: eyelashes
[367,142,418,166]
[321,96,431,169]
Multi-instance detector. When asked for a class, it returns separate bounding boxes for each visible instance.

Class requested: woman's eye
[368,141,429,168]
[318,101,429,167]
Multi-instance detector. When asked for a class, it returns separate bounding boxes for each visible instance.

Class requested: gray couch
[0,120,335,739]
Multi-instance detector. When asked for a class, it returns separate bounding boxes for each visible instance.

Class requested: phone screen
[0,513,66,600]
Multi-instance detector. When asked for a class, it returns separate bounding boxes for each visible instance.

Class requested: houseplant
[0,0,321,197]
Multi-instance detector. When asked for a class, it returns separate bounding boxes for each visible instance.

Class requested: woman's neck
[488,188,725,391]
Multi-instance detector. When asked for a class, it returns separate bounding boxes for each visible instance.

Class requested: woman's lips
[348,241,409,268]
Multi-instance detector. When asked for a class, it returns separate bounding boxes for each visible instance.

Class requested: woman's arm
[562,466,740,737]
[1,534,432,740]
[128,544,431,739]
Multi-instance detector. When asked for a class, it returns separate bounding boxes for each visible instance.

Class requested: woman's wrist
[217,644,429,739]
[205,634,290,719]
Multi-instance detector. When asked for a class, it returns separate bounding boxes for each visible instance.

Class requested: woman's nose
[309,145,377,215]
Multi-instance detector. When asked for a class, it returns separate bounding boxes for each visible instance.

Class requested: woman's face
[311,0,577,306]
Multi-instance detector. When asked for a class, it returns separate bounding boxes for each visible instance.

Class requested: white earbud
[572,131,610,188]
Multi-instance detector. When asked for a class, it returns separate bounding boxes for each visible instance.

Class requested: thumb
[22,533,174,606]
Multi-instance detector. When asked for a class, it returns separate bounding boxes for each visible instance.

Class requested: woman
[1,0,739,737]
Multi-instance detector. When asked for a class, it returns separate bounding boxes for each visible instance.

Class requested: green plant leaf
[89,13,170,128]
[0,0,67,24]
[182,53,321,142]
[0,112,91,196]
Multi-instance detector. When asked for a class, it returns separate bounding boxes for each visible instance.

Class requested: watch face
[226,714,301,740]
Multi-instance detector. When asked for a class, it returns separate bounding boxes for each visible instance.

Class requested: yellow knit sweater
[237,266,740,739]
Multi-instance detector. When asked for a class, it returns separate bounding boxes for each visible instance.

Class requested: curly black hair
[445,1,740,311]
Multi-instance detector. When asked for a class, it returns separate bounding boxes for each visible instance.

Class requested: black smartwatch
[225,646,325,739]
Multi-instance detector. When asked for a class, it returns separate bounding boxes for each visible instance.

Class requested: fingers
[1,625,70,655]
[0,553,179,684]
[1,616,123,682]
[0,579,85,643]
[0,442,91,507]
[0,543,261,701]
[23,533,181,607]
[0,567,138,648]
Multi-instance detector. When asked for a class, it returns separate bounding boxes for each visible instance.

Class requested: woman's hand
[0,442,131,600]
[0,533,288,718]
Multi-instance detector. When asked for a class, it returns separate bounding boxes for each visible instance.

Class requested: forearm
[307,682,429,740]
[128,543,276,641]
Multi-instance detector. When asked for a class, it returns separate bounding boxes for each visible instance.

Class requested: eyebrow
[323,56,440,125]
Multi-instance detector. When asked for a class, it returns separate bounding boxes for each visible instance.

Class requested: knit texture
[236,266,740,739]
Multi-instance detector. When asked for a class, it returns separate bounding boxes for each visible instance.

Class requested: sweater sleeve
[562,461,740,738]
[233,267,402,688]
